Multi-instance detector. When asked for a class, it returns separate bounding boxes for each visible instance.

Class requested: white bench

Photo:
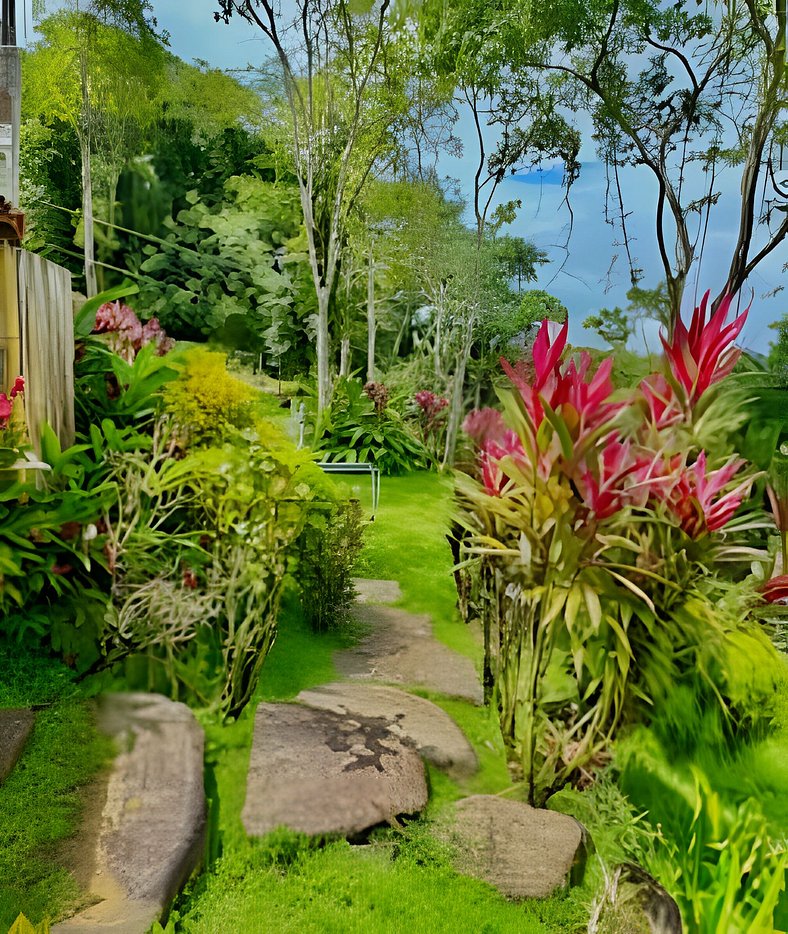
[317,461,380,519]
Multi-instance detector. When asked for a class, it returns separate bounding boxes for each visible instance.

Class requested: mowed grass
[0,646,113,929]
[175,834,587,934]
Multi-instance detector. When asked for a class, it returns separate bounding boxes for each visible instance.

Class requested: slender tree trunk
[442,312,476,470]
[316,287,331,412]
[79,52,97,298]
[339,336,350,378]
[366,245,375,382]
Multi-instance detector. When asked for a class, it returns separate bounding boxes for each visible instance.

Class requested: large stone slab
[242,702,428,839]
[352,578,402,605]
[297,682,478,779]
[440,795,587,899]
[0,708,34,784]
[337,604,483,705]
[53,693,206,934]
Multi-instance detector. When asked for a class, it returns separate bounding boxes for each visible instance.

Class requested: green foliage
[617,731,788,933]
[317,378,428,475]
[173,832,587,933]
[297,499,365,632]
[129,175,311,357]
[583,307,632,346]
[769,313,788,386]
[163,347,257,445]
[481,289,568,362]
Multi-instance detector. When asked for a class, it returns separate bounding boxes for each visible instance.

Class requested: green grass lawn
[0,647,113,929]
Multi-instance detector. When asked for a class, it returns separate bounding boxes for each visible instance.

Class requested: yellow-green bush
[164,347,256,444]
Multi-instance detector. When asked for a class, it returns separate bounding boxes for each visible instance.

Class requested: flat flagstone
[0,708,35,784]
[336,604,483,704]
[297,682,478,779]
[242,702,428,839]
[53,693,205,934]
[351,578,403,605]
[438,795,587,899]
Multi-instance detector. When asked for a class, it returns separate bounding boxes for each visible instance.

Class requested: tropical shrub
[317,377,428,475]
[163,346,257,445]
[455,291,782,804]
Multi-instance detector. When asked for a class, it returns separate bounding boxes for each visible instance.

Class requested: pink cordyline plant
[466,298,755,536]
[660,290,749,404]
[0,376,24,430]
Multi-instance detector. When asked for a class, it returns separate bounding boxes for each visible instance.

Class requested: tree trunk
[366,246,376,382]
[79,52,97,298]
[339,336,350,378]
[80,134,97,298]
[442,313,476,470]
[316,287,331,413]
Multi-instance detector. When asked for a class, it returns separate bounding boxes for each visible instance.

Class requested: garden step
[336,604,483,705]
[242,702,428,839]
[436,795,588,899]
[298,682,478,779]
[52,693,205,934]
[0,708,35,784]
[351,578,402,605]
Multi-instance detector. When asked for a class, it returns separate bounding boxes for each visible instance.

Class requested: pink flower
[463,407,507,447]
[0,393,11,429]
[665,451,753,538]
[575,434,642,519]
[10,376,24,399]
[660,291,749,404]
[759,575,788,604]
[640,373,682,429]
[532,318,569,391]
[480,430,525,496]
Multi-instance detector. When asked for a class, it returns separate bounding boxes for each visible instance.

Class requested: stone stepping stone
[0,708,35,784]
[297,682,478,779]
[242,702,428,839]
[53,693,205,934]
[336,604,483,705]
[352,578,402,605]
[437,795,587,899]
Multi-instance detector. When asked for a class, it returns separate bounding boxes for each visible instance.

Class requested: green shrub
[297,499,365,632]
[317,378,428,475]
[164,346,257,445]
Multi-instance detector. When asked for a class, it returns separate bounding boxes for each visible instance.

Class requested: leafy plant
[455,292,779,804]
[317,377,428,475]
[297,499,364,632]
[163,346,257,445]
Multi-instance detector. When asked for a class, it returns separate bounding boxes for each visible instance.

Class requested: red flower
[759,575,788,604]
[664,451,753,538]
[480,430,525,496]
[0,394,11,429]
[463,407,506,447]
[640,374,682,429]
[576,434,643,519]
[10,376,24,398]
[660,291,749,404]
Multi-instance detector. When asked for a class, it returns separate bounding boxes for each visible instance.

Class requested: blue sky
[25,0,787,354]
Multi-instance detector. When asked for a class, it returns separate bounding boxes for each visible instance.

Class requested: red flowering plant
[0,376,29,471]
[93,301,174,363]
[413,390,449,465]
[456,290,778,804]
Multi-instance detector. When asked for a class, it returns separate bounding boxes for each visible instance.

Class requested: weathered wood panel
[17,248,75,451]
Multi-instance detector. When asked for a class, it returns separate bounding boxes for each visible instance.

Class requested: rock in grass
[53,693,206,934]
[590,863,683,934]
[0,708,35,784]
[438,795,588,899]
[298,682,478,779]
[243,702,428,839]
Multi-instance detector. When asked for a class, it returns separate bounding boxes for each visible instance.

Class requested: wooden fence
[16,247,75,451]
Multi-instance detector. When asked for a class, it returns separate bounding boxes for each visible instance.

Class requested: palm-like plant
[456,291,773,804]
